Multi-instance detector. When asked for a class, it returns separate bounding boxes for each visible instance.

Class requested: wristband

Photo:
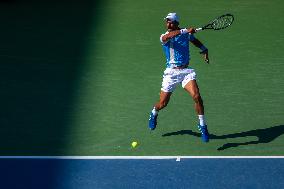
[180,29,188,34]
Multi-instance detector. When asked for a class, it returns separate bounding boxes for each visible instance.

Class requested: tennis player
[148,13,210,142]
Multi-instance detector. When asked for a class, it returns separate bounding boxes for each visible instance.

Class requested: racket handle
[195,28,203,32]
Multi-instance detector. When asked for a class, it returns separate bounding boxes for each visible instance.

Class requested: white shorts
[161,68,197,92]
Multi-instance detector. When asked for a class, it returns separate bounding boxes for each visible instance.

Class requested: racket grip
[195,28,203,32]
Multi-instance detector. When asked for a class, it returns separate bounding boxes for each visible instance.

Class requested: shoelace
[199,127,207,135]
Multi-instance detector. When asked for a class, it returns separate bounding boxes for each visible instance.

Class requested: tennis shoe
[148,113,158,130]
[198,125,209,142]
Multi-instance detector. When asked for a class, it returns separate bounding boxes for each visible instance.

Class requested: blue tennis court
[1,157,283,189]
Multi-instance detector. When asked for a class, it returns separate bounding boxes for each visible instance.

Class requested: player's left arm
[190,36,209,64]
[161,28,195,43]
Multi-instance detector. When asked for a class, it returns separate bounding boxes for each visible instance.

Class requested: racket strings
[213,15,233,30]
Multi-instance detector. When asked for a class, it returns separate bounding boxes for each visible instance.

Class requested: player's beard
[167,22,179,31]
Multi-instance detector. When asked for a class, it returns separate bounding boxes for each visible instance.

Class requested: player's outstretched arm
[161,28,194,43]
[190,38,209,64]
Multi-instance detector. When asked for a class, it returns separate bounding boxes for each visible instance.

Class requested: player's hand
[187,27,196,34]
[200,49,209,64]
[204,51,209,64]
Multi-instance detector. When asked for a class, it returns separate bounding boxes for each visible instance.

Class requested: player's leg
[154,91,172,111]
[184,80,209,142]
[149,91,172,130]
[149,68,177,130]
[184,80,204,115]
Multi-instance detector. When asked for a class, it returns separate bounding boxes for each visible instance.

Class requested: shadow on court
[162,125,284,151]
[0,0,103,155]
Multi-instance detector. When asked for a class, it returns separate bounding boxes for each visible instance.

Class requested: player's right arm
[160,28,195,43]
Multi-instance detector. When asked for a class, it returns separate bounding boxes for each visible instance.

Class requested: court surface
[0,0,283,156]
[0,0,284,188]
[1,156,284,189]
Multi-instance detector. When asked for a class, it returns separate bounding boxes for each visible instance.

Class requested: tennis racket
[195,13,234,32]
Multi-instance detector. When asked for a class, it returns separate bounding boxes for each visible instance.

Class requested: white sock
[152,107,158,116]
[198,115,206,126]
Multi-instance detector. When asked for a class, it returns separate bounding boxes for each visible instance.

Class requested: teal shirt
[160,31,195,68]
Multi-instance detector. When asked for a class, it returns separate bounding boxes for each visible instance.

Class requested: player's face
[166,19,178,31]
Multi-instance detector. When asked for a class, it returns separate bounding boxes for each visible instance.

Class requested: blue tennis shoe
[148,113,158,130]
[198,125,209,142]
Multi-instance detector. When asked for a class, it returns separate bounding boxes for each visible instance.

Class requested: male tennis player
[148,13,210,142]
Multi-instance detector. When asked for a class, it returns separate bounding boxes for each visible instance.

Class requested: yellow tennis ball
[131,141,138,148]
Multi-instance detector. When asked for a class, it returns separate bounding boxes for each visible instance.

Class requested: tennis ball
[131,141,138,148]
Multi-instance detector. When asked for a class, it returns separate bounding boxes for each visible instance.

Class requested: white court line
[0,156,284,159]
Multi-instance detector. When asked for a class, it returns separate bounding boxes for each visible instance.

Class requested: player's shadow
[162,125,284,151]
